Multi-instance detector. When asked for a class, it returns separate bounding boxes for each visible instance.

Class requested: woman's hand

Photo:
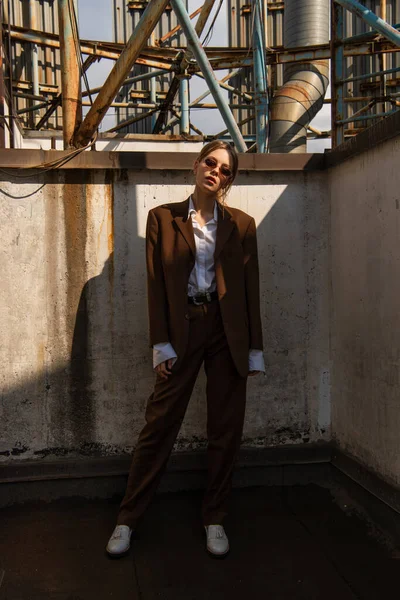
[248,370,261,377]
[155,359,174,380]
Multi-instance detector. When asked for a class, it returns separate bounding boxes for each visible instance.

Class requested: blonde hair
[195,140,238,204]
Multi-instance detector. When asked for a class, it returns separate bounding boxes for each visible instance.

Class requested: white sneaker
[106,525,132,557]
[205,525,229,557]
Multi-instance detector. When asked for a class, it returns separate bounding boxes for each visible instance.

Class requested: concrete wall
[0,167,330,462]
[330,135,400,488]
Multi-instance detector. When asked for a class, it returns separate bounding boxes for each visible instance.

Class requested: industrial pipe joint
[269,0,330,153]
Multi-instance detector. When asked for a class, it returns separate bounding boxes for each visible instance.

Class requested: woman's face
[194,148,233,195]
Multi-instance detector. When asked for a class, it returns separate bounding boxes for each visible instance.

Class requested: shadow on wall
[0,169,330,461]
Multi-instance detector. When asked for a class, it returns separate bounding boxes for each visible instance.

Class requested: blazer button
[185,313,190,320]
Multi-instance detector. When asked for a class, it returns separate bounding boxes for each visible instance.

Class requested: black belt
[188,291,218,305]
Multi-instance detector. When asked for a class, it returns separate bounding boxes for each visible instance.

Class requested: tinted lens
[204,157,232,178]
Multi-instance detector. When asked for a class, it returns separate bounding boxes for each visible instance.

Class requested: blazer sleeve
[243,217,263,350]
[146,209,170,346]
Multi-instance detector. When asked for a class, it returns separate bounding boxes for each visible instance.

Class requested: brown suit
[146,198,263,376]
[118,198,263,528]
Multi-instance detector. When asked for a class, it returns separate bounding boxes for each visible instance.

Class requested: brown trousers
[117,300,248,528]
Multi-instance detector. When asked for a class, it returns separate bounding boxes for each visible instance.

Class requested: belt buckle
[192,293,205,306]
[193,291,212,305]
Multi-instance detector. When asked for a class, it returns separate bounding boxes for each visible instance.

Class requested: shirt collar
[188,195,218,223]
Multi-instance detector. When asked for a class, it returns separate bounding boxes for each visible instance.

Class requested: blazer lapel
[172,198,196,257]
[214,203,235,260]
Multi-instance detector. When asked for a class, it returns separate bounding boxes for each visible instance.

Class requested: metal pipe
[107,107,159,132]
[344,21,400,43]
[153,0,215,134]
[341,98,376,122]
[6,0,14,147]
[82,69,167,98]
[196,73,253,101]
[252,0,268,152]
[150,73,157,131]
[164,68,243,130]
[171,0,247,152]
[74,0,171,147]
[337,110,397,125]
[84,102,158,108]
[29,0,40,126]
[338,65,400,84]
[335,0,400,47]
[179,77,189,134]
[212,115,255,140]
[331,2,344,147]
[0,0,6,147]
[270,0,330,153]
[58,0,82,148]
[168,108,204,135]
[150,32,158,132]
[379,0,387,114]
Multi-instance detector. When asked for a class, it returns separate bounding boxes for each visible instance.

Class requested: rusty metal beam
[73,0,171,147]
[158,6,202,45]
[8,25,122,60]
[195,0,216,37]
[7,25,400,67]
[0,0,6,148]
[58,0,82,148]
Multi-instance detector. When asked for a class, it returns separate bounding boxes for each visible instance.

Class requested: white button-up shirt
[187,197,218,297]
[153,197,265,373]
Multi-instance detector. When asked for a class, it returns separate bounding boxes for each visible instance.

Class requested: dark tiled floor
[0,484,397,600]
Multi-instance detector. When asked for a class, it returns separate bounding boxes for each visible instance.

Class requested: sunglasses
[204,157,233,179]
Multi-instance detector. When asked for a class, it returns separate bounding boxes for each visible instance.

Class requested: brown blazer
[146,198,263,378]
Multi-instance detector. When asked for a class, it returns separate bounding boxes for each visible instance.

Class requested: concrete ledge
[330,466,400,547]
[0,149,326,171]
[0,444,332,508]
[0,443,332,484]
[325,109,400,169]
[331,448,400,515]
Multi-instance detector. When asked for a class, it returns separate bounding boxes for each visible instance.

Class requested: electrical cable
[0,131,98,179]
[201,0,224,47]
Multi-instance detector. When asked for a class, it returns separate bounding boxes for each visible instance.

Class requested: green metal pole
[171,0,247,152]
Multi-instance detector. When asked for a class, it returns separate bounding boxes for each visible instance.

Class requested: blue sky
[77,0,331,150]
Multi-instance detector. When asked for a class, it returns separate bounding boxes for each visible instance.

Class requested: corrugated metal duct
[269,0,330,153]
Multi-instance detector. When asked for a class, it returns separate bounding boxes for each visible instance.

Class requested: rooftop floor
[1,484,398,600]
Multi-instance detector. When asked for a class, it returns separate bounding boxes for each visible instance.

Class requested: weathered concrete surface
[0,167,330,461]
[329,135,400,488]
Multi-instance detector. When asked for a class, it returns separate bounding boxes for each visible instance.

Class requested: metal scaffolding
[1,0,400,152]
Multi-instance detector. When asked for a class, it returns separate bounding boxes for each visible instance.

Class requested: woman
[106,140,264,558]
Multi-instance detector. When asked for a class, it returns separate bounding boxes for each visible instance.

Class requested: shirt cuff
[153,342,178,369]
[249,349,265,373]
